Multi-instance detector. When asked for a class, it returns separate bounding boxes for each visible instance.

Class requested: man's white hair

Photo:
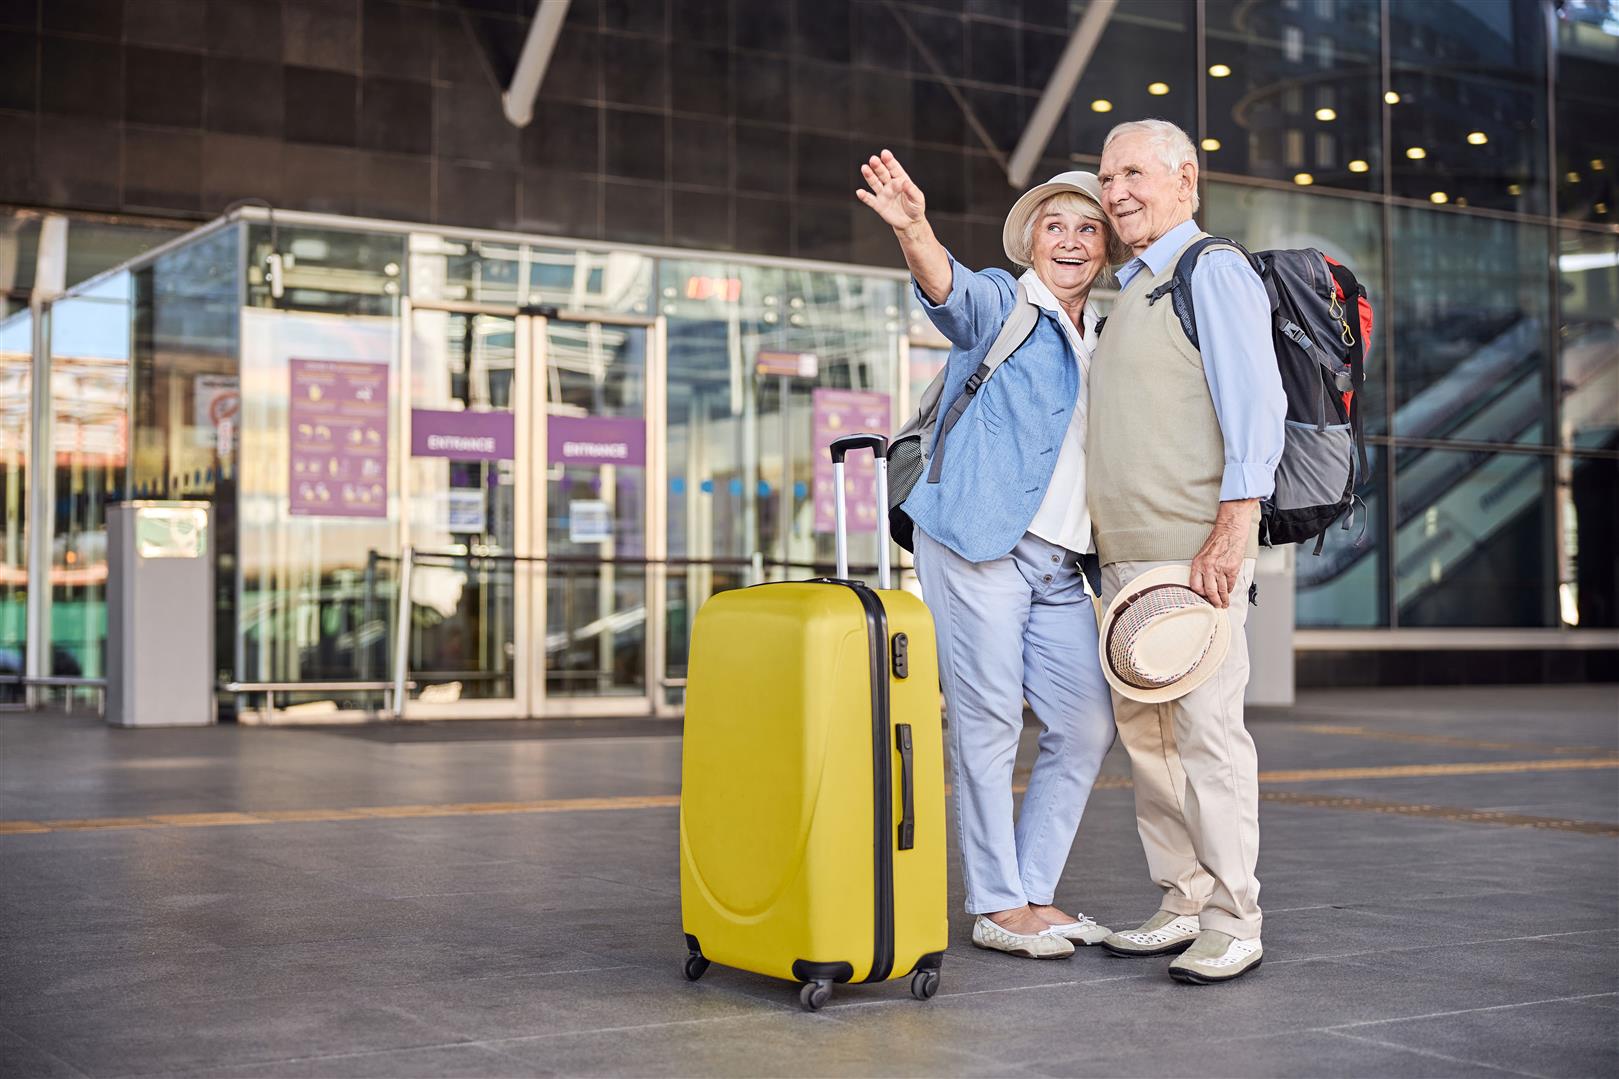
[1102,119,1200,212]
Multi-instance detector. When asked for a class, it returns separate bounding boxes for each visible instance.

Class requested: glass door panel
[405,307,525,711]
[541,319,651,704]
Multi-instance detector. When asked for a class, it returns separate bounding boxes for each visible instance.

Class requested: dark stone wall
[0,0,1099,272]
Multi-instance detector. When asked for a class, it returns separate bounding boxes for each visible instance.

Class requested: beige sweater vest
[1086,230,1261,566]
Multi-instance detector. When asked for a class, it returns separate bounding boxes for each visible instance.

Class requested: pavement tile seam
[1265,928,1619,968]
[1318,990,1619,1033]
[102,1037,492,1079]
[0,1021,92,1079]
[1320,1029,1548,1078]
[470,1007,1050,1078]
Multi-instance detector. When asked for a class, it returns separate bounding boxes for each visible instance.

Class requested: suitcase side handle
[895,722,915,851]
[830,433,891,589]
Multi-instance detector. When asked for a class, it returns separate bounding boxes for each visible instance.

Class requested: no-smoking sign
[194,375,240,448]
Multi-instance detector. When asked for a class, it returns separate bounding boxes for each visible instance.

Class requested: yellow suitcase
[679,435,948,1010]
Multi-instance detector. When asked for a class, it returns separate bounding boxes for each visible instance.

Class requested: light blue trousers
[914,528,1117,914]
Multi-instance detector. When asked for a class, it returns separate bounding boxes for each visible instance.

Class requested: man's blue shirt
[1115,219,1286,502]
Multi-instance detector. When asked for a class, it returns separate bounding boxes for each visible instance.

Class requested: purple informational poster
[411,408,515,461]
[812,388,891,534]
[288,359,389,518]
[548,415,646,468]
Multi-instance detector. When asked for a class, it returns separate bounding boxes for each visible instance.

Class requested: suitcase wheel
[910,969,940,1001]
[799,979,834,1011]
[683,953,710,982]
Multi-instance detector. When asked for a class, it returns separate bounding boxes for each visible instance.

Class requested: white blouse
[1019,269,1097,556]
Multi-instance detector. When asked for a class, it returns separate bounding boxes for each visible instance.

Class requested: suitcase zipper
[849,582,897,983]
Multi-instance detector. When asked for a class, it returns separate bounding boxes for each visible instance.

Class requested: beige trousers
[1101,558,1262,940]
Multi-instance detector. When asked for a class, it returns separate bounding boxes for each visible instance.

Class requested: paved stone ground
[1,685,1616,1078]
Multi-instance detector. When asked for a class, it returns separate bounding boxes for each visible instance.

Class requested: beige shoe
[971,915,1075,959]
[1168,930,1263,984]
[1100,910,1201,956]
[1041,912,1112,945]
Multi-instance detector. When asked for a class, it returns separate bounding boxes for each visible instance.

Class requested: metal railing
[388,546,909,720]
[221,680,417,719]
[180,549,907,722]
[0,674,108,712]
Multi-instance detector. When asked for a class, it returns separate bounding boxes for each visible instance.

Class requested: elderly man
[1086,119,1286,984]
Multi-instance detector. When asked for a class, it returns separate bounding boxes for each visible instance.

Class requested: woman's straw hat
[1002,170,1131,267]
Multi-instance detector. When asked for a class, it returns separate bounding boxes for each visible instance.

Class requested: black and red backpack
[1142,237,1374,554]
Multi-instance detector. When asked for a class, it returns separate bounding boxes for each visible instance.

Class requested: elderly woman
[856,150,1130,959]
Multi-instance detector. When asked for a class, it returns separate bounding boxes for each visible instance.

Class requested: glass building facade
[1,0,1614,713]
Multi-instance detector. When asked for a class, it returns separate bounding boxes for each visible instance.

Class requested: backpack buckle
[964,371,984,395]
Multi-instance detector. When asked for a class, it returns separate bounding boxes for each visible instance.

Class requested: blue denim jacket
[903,255,1081,563]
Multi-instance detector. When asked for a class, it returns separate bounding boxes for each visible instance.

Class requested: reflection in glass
[1391,208,1552,446]
[1203,0,1382,193]
[1296,444,1385,628]
[546,321,648,698]
[1202,182,1386,433]
[407,311,519,702]
[1562,453,1618,627]
[1558,230,1619,452]
[660,258,902,573]
[49,281,131,680]
[0,312,29,682]
[1394,446,1552,627]
[1388,0,1548,213]
[1556,3,1619,224]
[530,248,653,315]
[237,305,397,704]
[1062,1,1196,164]
[248,225,404,317]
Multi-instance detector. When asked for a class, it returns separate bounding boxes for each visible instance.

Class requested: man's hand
[1188,499,1257,608]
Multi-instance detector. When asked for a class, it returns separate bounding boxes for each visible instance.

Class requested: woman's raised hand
[857,150,927,231]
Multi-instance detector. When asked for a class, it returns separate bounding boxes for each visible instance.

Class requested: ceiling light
[1455,197,1469,207]
[1597,203,1609,215]
[1466,131,1489,146]
[1294,173,1315,186]
[1315,107,1337,121]
[1200,137,1222,152]
[1567,171,1582,183]
[1592,159,1606,172]
[1507,183,1522,196]
[1148,82,1170,96]
[1209,64,1232,78]
[1091,99,1114,112]
[1406,146,1427,160]
[1384,91,1401,104]
[1429,191,1448,204]
[1348,159,1369,173]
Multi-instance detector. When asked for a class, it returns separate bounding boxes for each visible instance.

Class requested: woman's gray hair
[1102,119,1200,212]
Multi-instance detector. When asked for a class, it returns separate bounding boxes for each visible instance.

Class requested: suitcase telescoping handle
[829,433,891,590]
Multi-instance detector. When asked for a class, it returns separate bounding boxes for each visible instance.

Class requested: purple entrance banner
[812,388,891,534]
[411,408,515,461]
[548,415,646,467]
[289,359,389,518]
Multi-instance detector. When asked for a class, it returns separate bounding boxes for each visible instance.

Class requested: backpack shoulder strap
[925,281,1038,484]
[1145,236,1261,352]
[982,280,1040,376]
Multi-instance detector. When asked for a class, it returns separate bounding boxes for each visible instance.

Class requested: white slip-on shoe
[971,915,1076,959]
[1041,913,1112,945]
[1168,930,1263,984]
[1099,911,1201,956]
